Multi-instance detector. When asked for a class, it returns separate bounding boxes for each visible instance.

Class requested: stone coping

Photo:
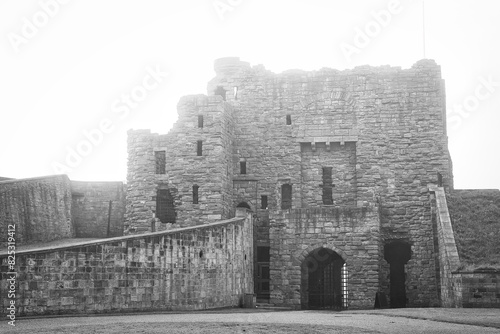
[0,217,245,257]
[0,174,68,185]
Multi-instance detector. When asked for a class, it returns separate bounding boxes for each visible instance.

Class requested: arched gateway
[300,247,348,310]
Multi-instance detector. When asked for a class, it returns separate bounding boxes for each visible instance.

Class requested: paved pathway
[3,308,500,334]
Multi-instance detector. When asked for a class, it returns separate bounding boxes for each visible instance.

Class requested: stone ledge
[0,217,245,257]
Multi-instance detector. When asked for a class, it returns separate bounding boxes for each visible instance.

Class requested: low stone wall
[461,271,500,308]
[430,185,462,307]
[71,181,125,238]
[0,175,73,247]
[0,212,253,316]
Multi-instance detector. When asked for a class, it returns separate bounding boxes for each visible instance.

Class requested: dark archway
[384,241,411,308]
[301,248,346,310]
[236,202,252,210]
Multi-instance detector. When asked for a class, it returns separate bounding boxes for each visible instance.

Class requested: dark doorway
[156,189,176,224]
[256,246,270,302]
[302,248,346,310]
[384,241,411,308]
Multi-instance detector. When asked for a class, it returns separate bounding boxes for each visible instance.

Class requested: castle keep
[126,57,453,309]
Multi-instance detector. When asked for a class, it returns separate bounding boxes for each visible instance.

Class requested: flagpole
[422,0,426,58]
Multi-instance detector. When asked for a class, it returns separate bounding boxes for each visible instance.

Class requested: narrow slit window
[198,115,204,128]
[197,140,203,156]
[322,167,333,205]
[286,114,292,125]
[193,185,199,204]
[261,195,268,209]
[281,184,292,209]
[155,151,166,174]
[240,161,247,174]
[234,86,238,100]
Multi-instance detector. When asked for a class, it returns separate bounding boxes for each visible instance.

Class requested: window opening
[197,140,203,156]
[215,86,226,101]
[261,195,268,209]
[198,115,204,128]
[193,185,199,204]
[156,189,176,224]
[322,167,333,205]
[155,151,166,174]
[281,184,292,209]
[286,114,292,125]
[240,161,247,174]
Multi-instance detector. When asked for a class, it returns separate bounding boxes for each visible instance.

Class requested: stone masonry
[0,175,73,247]
[0,212,253,316]
[127,57,452,309]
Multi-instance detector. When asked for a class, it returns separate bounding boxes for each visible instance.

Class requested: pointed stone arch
[236,201,252,211]
[298,244,348,310]
[293,243,348,266]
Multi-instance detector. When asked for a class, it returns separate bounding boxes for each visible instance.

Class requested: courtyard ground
[3,308,500,334]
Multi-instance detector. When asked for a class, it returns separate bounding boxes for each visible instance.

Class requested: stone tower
[126,57,453,309]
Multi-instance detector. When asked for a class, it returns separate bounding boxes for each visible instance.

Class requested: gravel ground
[3,309,500,334]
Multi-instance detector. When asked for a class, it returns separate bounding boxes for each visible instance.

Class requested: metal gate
[307,250,346,310]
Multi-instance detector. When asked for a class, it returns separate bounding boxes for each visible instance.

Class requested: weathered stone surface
[0,175,73,247]
[125,57,453,309]
[71,181,125,238]
[0,176,127,247]
[0,212,253,316]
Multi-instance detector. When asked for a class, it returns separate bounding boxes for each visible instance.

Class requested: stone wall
[461,271,500,308]
[126,57,453,308]
[0,175,73,247]
[71,181,125,238]
[208,58,450,308]
[430,185,462,307]
[0,212,253,316]
[126,95,235,233]
[447,189,500,267]
[268,207,380,309]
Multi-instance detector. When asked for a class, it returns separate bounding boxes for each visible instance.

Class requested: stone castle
[125,57,453,309]
[4,57,497,316]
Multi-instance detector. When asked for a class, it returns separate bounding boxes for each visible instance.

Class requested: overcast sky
[0,0,499,189]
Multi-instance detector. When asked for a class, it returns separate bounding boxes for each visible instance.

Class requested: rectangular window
[322,167,333,205]
[155,151,166,174]
[240,161,246,174]
[197,140,203,156]
[156,189,176,224]
[286,114,292,125]
[193,185,199,204]
[215,86,226,101]
[257,246,270,262]
[261,195,268,209]
[281,184,292,209]
[198,115,204,128]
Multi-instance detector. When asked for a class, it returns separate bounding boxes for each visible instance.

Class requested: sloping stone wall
[0,175,73,247]
[0,212,253,316]
[71,181,125,238]
[430,185,462,307]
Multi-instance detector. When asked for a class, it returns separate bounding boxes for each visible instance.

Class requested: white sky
[0,0,499,189]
